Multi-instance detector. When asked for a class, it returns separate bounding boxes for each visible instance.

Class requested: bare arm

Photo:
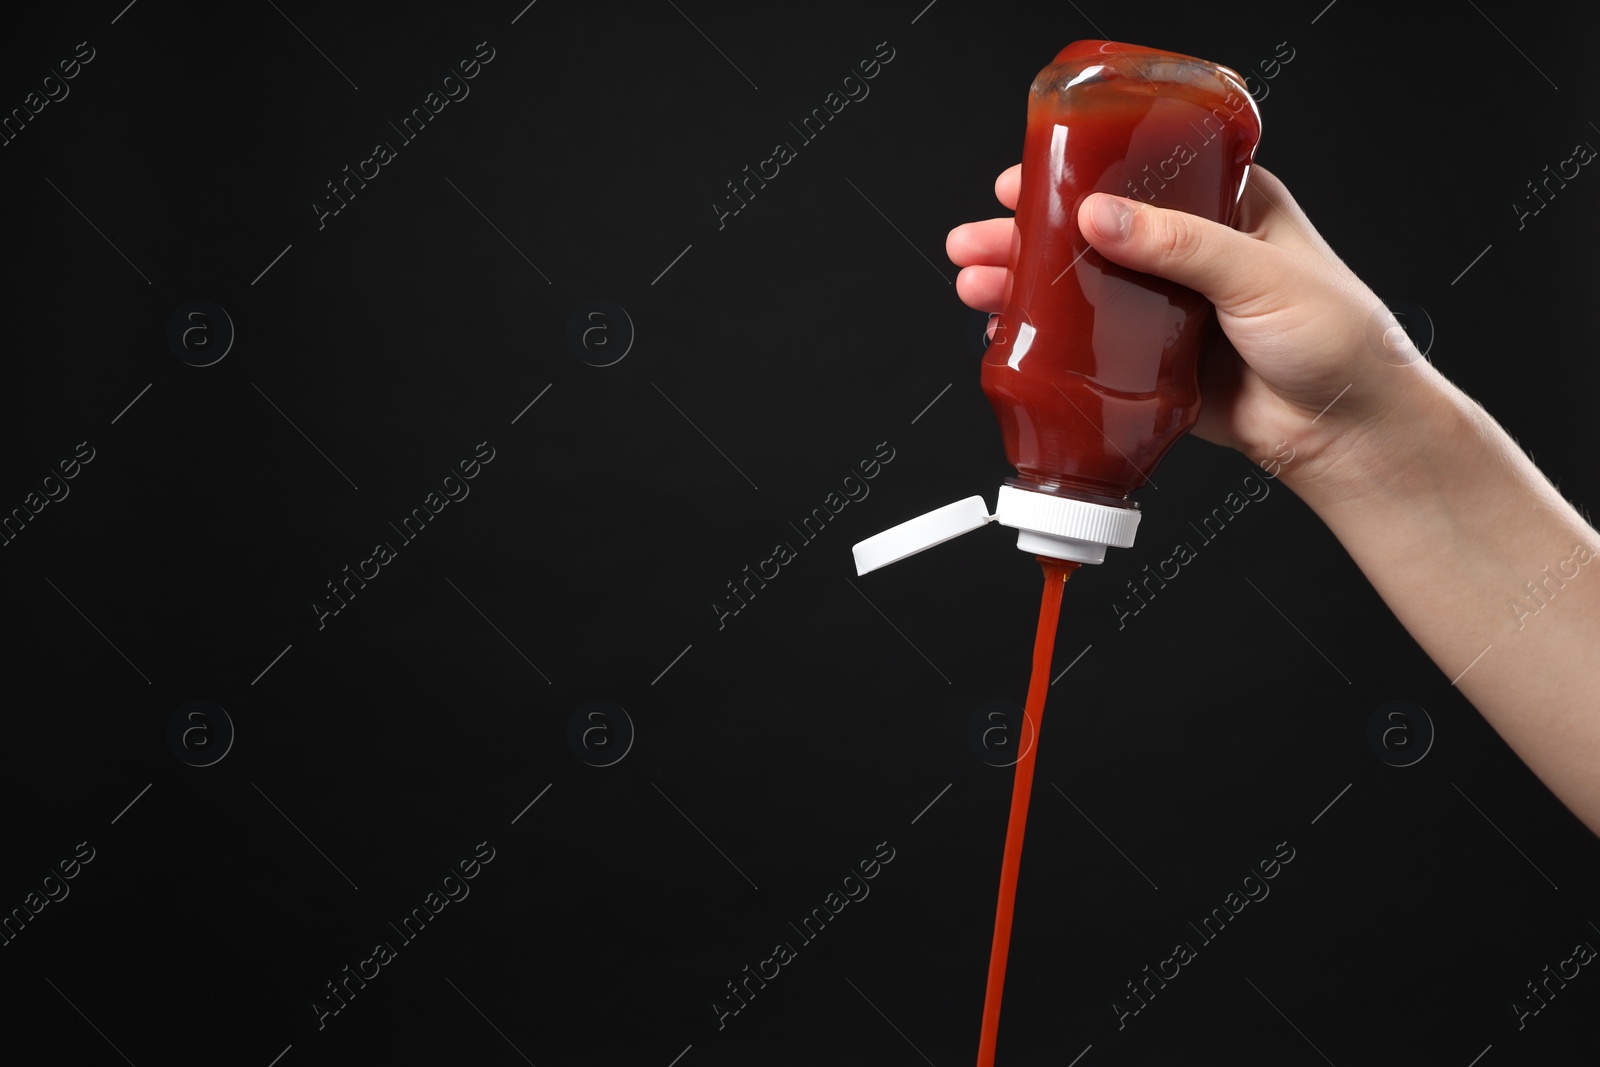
[1286,361,1600,830]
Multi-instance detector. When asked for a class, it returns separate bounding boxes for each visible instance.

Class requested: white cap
[993,483,1140,565]
[851,484,1140,574]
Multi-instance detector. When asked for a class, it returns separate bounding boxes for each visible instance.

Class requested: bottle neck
[1004,474,1138,511]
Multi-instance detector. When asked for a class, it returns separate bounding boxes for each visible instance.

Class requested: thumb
[1078,193,1280,316]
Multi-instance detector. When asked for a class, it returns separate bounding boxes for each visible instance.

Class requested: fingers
[947,216,1015,310]
[955,265,1009,313]
[1076,192,1289,318]
[954,162,1344,318]
[995,164,1020,210]
[945,166,1021,313]
[946,217,1014,267]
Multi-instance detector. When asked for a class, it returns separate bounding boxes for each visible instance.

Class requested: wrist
[1274,360,1469,514]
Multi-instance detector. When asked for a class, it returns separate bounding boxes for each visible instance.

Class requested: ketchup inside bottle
[982,40,1261,503]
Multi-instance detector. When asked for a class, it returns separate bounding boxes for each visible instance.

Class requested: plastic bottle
[853,40,1261,573]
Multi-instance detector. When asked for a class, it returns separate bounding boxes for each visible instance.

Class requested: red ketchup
[974,41,1260,1066]
[984,39,1260,510]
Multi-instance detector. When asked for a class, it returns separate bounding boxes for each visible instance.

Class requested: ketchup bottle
[981,40,1262,558]
[852,41,1260,573]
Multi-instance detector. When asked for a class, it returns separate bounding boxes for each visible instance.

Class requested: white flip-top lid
[851,496,993,575]
[852,483,1141,575]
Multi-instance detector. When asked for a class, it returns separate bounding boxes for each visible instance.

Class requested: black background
[3,1,1599,1064]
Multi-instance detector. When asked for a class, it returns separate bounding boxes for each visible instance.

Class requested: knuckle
[1152,209,1195,263]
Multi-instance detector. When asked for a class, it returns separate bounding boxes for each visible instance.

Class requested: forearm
[1284,364,1600,832]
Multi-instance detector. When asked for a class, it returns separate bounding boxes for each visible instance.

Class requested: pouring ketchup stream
[975,558,1072,1066]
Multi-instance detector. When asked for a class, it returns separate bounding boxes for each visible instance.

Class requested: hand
[946,164,1427,484]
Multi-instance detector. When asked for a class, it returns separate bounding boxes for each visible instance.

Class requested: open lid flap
[851,495,994,576]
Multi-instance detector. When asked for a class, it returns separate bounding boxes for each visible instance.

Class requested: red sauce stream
[976,557,1076,1065]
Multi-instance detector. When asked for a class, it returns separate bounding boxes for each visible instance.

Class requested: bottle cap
[851,485,1141,574]
[993,484,1140,565]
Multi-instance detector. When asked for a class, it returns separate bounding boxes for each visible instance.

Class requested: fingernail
[1092,195,1132,242]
